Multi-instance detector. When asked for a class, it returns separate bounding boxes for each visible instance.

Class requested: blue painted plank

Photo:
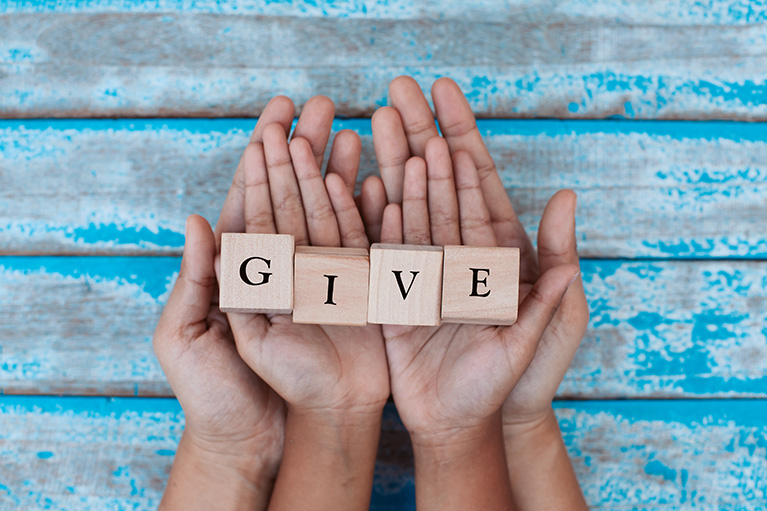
[2,119,767,257]
[0,3,765,118]
[0,396,765,510]
[1,256,766,398]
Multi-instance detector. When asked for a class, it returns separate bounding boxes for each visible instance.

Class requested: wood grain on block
[219,233,294,314]
[367,244,443,326]
[441,246,520,325]
[293,246,370,326]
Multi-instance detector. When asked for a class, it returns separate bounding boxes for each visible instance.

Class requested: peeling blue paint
[35,452,53,459]
[0,256,179,301]
[645,459,677,482]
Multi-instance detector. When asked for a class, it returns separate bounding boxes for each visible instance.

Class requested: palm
[167,307,285,444]
[384,323,520,431]
[233,316,388,411]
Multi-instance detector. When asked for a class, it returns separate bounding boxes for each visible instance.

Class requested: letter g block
[219,233,294,314]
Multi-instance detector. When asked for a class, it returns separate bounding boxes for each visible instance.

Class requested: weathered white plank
[0,2,766,119]
[0,397,764,510]
[2,257,765,398]
[2,119,766,257]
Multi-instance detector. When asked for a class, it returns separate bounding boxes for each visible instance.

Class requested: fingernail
[566,271,580,290]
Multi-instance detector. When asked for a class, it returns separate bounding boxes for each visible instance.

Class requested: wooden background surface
[1,1,766,509]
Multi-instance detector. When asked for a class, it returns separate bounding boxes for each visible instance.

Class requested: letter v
[392,270,420,299]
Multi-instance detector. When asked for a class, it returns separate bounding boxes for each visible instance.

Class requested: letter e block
[441,246,519,325]
[368,243,443,326]
[293,246,370,326]
[219,233,294,314]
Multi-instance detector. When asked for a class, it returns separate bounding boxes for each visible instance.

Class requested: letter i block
[441,246,520,325]
[367,244,443,326]
[219,233,294,314]
[293,246,370,326]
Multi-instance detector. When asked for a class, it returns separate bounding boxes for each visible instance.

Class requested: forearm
[159,431,276,511]
[504,408,587,511]
[267,406,383,511]
[412,412,514,511]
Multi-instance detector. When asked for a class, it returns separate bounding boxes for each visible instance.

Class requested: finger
[431,78,537,274]
[360,175,387,243]
[424,137,461,246]
[327,129,362,197]
[390,76,438,157]
[242,142,276,234]
[263,123,309,245]
[290,137,341,247]
[538,190,580,271]
[380,203,403,244]
[215,96,295,247]
[500,264,581,370]
[401,156,431,245]
[326,172,369,249]
[538,189,590,338]
[156,215,217,341]
[453,150,497,247]
[292,95,335,169]
[372,106,410,204]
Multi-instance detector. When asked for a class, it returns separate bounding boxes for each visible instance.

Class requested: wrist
[159,431,276,511]
[411,413,502,465]
[503,406,560,447]
[411,413,514,510]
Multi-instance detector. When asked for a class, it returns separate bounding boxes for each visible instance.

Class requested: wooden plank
[2,257,766,398]
[3,119,767,258]
[0,396,764,510]
[0,2,766,119]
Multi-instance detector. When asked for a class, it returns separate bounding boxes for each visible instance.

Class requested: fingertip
[390,75,419,96]
[263,122,288,144]
[372,106,402,126]
[265,95,295,118]
[334,129,361,149]
[424,136,448,158]
[380,203,404,244]
[324,171,346,196]
[303,95,335,118]
[431,77,461,97]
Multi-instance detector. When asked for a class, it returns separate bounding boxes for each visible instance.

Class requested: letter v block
[219,233,294,314]
[293,246,370,326]
[441,246,520,325]
[368,243,443,326]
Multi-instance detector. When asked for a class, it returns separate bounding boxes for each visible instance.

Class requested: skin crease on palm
[365,76,590,432]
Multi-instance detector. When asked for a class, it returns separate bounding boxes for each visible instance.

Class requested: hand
[374,75,590,510]
[154,96,362,510]
[222,98,389,511]
[153,96,309,510]
[224,114,389,418]
[377,136,578,439]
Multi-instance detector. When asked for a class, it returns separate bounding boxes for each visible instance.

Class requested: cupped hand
[376,137,578,443]
[223,107,389,418]
[371,77,590,433]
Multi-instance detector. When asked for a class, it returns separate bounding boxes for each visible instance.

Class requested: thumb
[500,264,580,372]
[155,215,217,340]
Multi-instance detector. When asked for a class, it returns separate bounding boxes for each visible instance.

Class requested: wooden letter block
[441,246,520,325]
[219,233,294,314]
[367,243,443,326]
[293,246,370,326]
